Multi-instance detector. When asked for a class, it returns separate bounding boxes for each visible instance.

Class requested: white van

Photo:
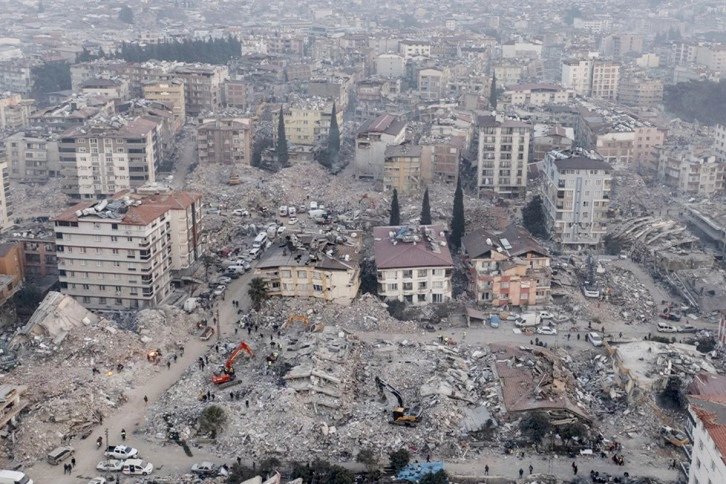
[252,233,268,248]
[278,205,288,217]
[249,247,262,259]
[227,265,247,274]
[287,206,296,217]
[0,470,33,484]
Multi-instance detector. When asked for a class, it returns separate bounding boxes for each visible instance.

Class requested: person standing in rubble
[121,429,126,441]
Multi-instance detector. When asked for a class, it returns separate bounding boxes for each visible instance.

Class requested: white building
[53,189,204,310]
[373,225,453,306]
[476,113,532,198]
[398,40,431,60]
[376,54,406,78]
[4,131,60,182]
[0,162,11,233]
[500,83,575,107]
[561,59,593,96]
[561,59,620,100]
[542,150,612,247]
[686,375,726,484]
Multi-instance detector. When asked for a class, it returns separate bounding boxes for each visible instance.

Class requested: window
[296,270,307,278]
[418,282,427,290]
[313,284,323,292]
[388,283,398,291]
[280,270,291,278]
[82,284,89,290]
[403,282,413,291]
[417,294,426,302]
[432,293,443,303]
[418,269,427,277]
[403,270,413,279]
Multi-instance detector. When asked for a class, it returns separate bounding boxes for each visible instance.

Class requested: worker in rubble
[121,429,126,441]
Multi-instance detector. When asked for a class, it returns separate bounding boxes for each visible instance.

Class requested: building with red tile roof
[686,374,726,484]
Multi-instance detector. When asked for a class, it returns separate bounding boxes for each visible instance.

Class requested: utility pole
[104,427,109,448]
[216,305,220,342]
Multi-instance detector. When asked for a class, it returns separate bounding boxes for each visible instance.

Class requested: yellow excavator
[375,376,423,427]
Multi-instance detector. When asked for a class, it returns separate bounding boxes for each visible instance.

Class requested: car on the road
[659,311,682,322]
[122,459,153,476]
[586,332,603,347]
[206,207,222,215]
[223,269,241,279]
[504,313,521,321]
[538,311,555,320]
[88,479,107,484]
[231,209,249,217]
[288,216,298,225]
[249,247,262,259]
[191,461,220,477]
[657,322,678,333]
[277,225,286,235]
[536,326,558,335]
[677,324,697,333]
[216,276,232,286]
[96,459,124,472]
[212,285,226,297]
[514,317,539,328]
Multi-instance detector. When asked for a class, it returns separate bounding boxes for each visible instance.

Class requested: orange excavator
[211,341,254,386]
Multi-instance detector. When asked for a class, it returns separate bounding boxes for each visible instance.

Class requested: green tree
[290,459,354,484]
[603,234,621,255]
[519,412,551,443]
[276,107,289,167]
[420,187,432,225]
[30,61,71,99]
[325,101,340,170]
[388,448,410,474]
[356,448,378,472]
[247,277,269,311]
[450,177,465,249]
[489,74,498,109]
[118,5,134,24]
[420,470,449,484]
[389,188,401,226]
[522,195,548,239]
[198,405,226,436]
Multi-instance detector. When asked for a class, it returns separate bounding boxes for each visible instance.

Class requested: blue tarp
[490,315,501,328]
[396,462,445,482]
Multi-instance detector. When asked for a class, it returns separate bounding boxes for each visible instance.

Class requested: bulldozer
[375,376,423,427]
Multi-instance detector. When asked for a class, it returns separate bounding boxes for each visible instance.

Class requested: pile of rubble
[8,178,68,221]
[2,302,199,463]
[141,322,502,463]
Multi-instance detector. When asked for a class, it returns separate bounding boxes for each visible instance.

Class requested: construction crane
[375,376,423,427]
[212,341,254,386]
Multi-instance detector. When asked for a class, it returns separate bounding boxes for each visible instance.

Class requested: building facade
[0,93,33,131]
[501,84,575,107]
[462,225,551,308]
[273,102,343,147]
[542,150,612,247]
[197,118,253,165]
[476,114,532,198]
[354,114,407,181]
[374,225,453,306]
[383,144,423,193]
[53,189,203,310]
[4,131,60,182]
[59,117,161,199]
[143,79,186,121]
[658,151,725,196]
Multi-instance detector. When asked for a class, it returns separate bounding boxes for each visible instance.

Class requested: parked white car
[96,459,124,472]
[212,285,226,297]
[536,326,558,335]
[587,332,603,347]
[657,322,678,333]
[88,479,107,484]
[539,311,554,320]
[122,459,153,476]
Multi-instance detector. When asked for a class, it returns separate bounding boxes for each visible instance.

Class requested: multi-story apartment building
[618,78,664,107]
[354,113,407,180]
[4,131,60,182]
[223,80,250,110]
[561,59,620,100]
[658,149,725,196]
[13,226,58,282]
[418,68,451,100]
[399,40,431,60]
[715,124,726,164]
[561,59,593,97]
[500,83,575,107]
[685,376,726,484]
[376,54,406,78]
[196,118,253,165]
[254,231,361,305]
[273,101,343,147]
[590,61,620,100]
[420,139,463,184]
[79,78,129,100]
[476,114,532,198]
[374,225,453,306]
[307,76,353,111]
[53,189,203,310]
[59,117,162,199]
[461,224,551,308]
[0,93,33,131]
[143,79,186,121]
[542,150,612,247]
[383,144,423,193]
[602,34,644,59]
[0,60,34,96]
[173,64,228,116]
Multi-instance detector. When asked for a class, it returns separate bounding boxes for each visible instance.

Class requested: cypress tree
[276,106,289,167]
[389,189,401,226]
[489,74,498,110]
[420,187,432,225]
[326,102,340,170]
[450,177,465,248]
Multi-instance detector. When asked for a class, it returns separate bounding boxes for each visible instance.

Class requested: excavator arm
[375,376,404,408]
[212,341,254,385]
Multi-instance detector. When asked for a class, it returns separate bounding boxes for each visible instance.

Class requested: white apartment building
[398,40,431,60]
[373,225,453,306]
[715,124,726,164]
[686,381,726,484]
[376,54,405,78]
[561,59,620,100]
[476,114,532,198]
[501,83,575,107]
[53,189,203,310]
[418,68,450,101]
[658,150,725,196]
[0,93,32,130]
[59,117,161,199]
[0,162,11,233]
[4,131,60,182]
[542,150,612,247]
[561,59,593,96]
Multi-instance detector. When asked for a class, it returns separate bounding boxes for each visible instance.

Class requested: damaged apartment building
[254,230,362,305]
[461,224,551,308]
[53,187,203,310]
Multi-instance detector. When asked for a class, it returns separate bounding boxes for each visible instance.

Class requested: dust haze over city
[0,0,726,482]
